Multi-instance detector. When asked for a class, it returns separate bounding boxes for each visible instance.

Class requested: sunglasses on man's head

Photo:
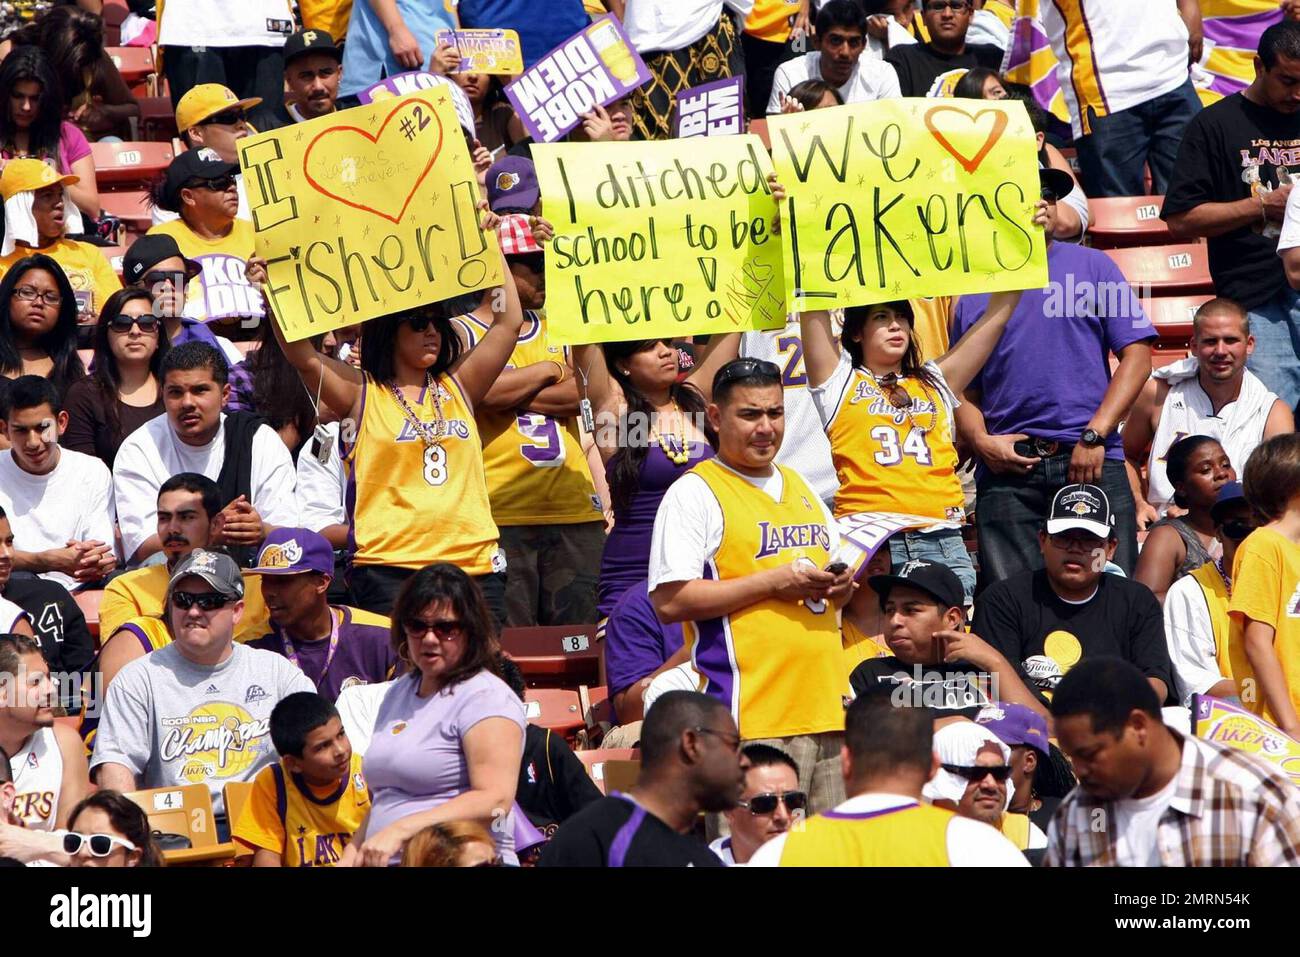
[172,590,232,611]
[943,763,1012,783]
[200,109,246,126]
[62,832,136,857]
[714,358,780,391]
[739,790,808,815]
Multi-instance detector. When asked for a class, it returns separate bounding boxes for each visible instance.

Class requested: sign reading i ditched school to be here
[533,136,786,346]
[237,89,501,341]
[767,98,1048,312]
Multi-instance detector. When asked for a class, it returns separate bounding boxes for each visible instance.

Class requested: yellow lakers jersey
[842,617,889,678]
[824,366,963,521]
[343,372,500,573]
[780,802,953,866]
[235,753,370,867]
[455,312,602,526]
[1001,812,1032,850]
[687,459,844,740]
[116,615,172,653]
[1190,563,1250,709]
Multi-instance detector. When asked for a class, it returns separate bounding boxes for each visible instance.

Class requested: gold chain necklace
[865,368,939,437]
[389,370,446,449]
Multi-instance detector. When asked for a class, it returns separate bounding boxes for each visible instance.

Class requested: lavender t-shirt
[951,242,1156,461]
[363,669,526,859]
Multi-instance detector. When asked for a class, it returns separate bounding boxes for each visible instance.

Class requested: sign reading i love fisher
[237,89,501,341]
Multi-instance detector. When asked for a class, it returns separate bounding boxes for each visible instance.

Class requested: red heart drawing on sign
[923,106,1008,175]
[302,96,445,224]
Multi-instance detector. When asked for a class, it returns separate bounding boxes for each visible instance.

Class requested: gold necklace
[865,368,939,437]
[653,400,691,466]
[389,370,446,449]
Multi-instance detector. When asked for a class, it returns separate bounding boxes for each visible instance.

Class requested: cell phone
[825,561,848,575]
[1013,440,1035,458]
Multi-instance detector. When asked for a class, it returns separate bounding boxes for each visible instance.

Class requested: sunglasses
[1047,532,1105,552]
[874,371,915,410]
[172,590,233,611]
[1220,519,1255,542]
[199,109,246,126]
[110,314,160,333]
[404,314,438,333]
[926,0,972,10]
[403,618,464,640]
[141,269,190,289]
[63,831,137,857]
[190,175,237,192]
[739,790,808,815]
[714,358,780,391]
[943,763,1012,783]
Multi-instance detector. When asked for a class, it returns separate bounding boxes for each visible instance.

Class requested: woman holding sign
[254,209,525,623]
[800,277,1035,602]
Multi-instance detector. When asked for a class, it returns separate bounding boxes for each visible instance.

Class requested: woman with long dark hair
[64,790,164,867]
[258,210,524,620]
[63,288,167,467]
[573,334,738,621]
[799,285,1028,601]
[0,45,98,217]
[952,67,1009,101]
[344,563,524,867]
[451,71,524,153]
[1135,434,1236,604]
[0,253,84,396]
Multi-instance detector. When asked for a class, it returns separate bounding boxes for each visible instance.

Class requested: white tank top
[9,726,62,831]
[1146,358,1277,513]
[741,316,840,505]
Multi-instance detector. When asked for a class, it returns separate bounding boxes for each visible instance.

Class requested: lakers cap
[1046,483,1115,540]
[0,158,78,201]
[167,548,245,601]
[251,527,334,577]
[175,83,262,132]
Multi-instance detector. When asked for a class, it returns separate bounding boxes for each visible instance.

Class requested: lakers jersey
[687,459,844,740]
[1190,563,1251,709]
[780,802,953,866]
[233,753,371,867]
[343,372,501,573]
[116,616,172,654]
[10,726,61,831]
[842,617,889,678]
[821,359,963,522]
[454,312,602,526]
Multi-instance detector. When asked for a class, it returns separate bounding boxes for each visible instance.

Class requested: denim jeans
[888,526,976,604]
[1075,80,1202,198]
[1245,285,1300,411]
[974,454,1137,589]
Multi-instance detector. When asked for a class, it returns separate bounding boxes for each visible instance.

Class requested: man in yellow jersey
[650,358,852,813]
[1165,482,1257,708]
[749,691,1028,865]
[467,157,604,627]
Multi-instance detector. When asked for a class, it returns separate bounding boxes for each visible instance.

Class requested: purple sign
[504,15,650,143]
[673,76,745,139]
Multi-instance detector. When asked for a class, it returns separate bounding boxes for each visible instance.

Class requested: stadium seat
[523,688,584,736]
[90,141,174,188]
[125,783,239,865]
[1103,243,1213,295]
[577,684,614,749]
[1152,347,1191,370]
[1144,294,1215,344]
[101,0,128,45]
[99,189,153,234]
[137,96,179,142]
[748,117,770,150]
[577,750,640,794]
[1087,196,1171,248]
[74,589,100,641]
[105,46,156,91]
[500,624,601,688]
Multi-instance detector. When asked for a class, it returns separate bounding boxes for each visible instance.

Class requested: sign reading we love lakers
[237,89,501,340]
[768,98,1048,312]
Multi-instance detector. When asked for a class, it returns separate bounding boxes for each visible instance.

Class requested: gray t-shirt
[91,642,315,818]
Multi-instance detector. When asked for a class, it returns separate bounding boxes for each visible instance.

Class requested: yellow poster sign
[768,98,1048,312]
[1194,694,1300,787]
[533,136,787,345]
[237,89,501,341]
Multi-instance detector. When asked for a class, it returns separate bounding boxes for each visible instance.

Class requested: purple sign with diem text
[673,76,745,138]
[504,15,650,143]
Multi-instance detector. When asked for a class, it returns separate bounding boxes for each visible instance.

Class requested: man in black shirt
[884,0,1003,97]
[974,484,1176,704]
[538,691,743,867]
[849,560,1045,719]
[247,29,344,133]
[1164,20,1300,410]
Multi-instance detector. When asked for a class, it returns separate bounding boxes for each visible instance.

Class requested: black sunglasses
[172,590,232,611]
[739,790,808,815]
[714,358,781,390]
[141,269,190,289]
[1220,519,1255,543]
[200,109,246,126]
[110,314,160,332]
[190,175,237,193]
[943,763,1012,783]
[404,314,438,333]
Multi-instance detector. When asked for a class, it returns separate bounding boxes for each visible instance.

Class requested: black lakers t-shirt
[1162,93,1300,309]
[973,570,1175,704]
[849,656,993,717]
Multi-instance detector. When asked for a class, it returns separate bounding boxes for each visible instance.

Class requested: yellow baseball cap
[175,83,262,132]
[0,159,79,202]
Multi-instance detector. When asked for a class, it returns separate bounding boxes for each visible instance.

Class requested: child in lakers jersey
[232,693,370,867]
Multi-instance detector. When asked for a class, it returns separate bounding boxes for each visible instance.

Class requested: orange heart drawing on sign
[302,96,444,224]
[923,106,1008,175]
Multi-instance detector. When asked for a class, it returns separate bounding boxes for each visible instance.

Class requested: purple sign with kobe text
[504,15,650,143]
[673,76,745,139]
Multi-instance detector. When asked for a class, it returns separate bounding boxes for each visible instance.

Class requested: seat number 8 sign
[561,634,590,653]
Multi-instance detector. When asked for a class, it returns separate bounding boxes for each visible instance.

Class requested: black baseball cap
[869,559,965,612]
[1039,167,1075,202]
[122,233,201,285]
[1046,483,1115,539]
[283,28,342,66]
[162,147,239,210]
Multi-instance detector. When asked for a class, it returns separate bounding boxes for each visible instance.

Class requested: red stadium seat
[137,96,179,142]
[1087,196,1171,248]
[500,624,600,688]
[99,190,153,234]
[748,117,770,150]
[105,46,156,89]
[1143,294,1215,344]
[101,0,128,45]
[91,141,174,188]
[524,688,584,735]
[74,589,101,641]
[1152,347,1191,370]
[1103,243,1213,295]
[576,749,640,794]
[577,684,614,748]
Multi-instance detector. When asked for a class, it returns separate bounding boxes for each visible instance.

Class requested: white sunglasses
[62,831,137,857]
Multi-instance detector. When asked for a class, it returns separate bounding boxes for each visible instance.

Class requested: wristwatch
[1080,428,1105,447]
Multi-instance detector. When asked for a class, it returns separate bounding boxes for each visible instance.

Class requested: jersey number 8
[423,445,449,486]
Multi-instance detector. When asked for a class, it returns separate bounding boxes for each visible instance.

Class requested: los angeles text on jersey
[49,888,151,938]
[754,521,830,559]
